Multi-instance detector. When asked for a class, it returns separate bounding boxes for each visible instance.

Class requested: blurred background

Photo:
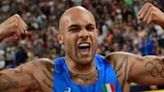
[0,0,163,91]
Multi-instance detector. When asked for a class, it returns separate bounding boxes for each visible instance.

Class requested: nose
[78,28,89,40]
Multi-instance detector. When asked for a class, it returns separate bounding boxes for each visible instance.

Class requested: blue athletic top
[54,54,122,92]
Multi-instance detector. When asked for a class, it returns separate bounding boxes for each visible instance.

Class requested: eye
[68,25,81,32]
[69,27,80,32]
[86,26,95,32]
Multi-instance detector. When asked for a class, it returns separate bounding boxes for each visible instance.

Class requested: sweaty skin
[0,3,163,92]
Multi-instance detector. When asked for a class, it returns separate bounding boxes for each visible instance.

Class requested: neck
[65,55,98,85]
[65,55,96,74]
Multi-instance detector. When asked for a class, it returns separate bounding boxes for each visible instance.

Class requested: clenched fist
[0,14,27,40]
[138,3,164,27]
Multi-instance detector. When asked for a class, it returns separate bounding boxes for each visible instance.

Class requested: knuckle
[14,14,21,19]
[13,22,18,28]
[146,2,152,6]
[151,11,155,17]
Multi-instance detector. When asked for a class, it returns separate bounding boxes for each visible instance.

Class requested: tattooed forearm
[145,58,164,78]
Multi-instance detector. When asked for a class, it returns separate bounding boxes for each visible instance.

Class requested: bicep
[129,56,164,85]
[0,66,39,92]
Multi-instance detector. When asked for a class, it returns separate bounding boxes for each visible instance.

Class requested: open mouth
[78,42,91,52]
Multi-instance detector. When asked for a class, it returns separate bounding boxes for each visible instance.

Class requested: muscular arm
[106,52,164,91]
[0,63,39,92]
[0,69,39,92]
[129,55,164,85]
[0,58,53,92]
[138,3,164,28]
[0,14,27,41]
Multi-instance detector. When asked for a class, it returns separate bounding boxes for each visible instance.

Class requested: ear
[58,34,64,44]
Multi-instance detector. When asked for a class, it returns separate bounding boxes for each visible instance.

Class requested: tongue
[78,46,90,52]
[80,47,90,52]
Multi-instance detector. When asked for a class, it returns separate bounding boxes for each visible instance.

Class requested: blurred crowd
[0,0,163,91]
[0,0,163,70]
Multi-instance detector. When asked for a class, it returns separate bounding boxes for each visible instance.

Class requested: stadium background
[0,0,163,91]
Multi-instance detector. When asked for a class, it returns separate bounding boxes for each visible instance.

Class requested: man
[0,2,163,92]
[54,6,121,92]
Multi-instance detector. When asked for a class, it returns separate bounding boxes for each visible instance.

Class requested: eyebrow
[87,23,95,27]
[68,23,95,28]
[68,24,80,29]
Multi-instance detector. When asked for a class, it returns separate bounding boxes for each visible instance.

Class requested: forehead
[65,12,95,28]
[66,11,95,25]
[59,7,96,32]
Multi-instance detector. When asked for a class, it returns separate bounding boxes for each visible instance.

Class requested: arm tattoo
[42,69,53,89]
[0,74,19,91]
[115,56,129,88]
[145,58,164,78]
[115,56,127,73]
[0,67,24,91]
[31,61,53,91]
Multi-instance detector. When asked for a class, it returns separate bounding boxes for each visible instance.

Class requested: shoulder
[26,58,54,69]
[105,51,141,61]
[95,54,114,69]
[0,58,53,72]
[104,52,142,71]
[24,58,54,91]
[9,58,54,74]
[33,58,53,64]
[34,58,54,67]
[106,51,139,57]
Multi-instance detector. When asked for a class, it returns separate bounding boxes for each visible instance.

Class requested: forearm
[0,14,27,41]
[0,27,7,41]
[137,3,164,29]
[0,24,14,41]
[157,14,164,28]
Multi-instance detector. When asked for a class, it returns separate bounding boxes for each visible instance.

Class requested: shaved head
[59,6,96,33]
[58,5,98,66]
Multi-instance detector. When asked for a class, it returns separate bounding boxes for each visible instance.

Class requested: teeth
[81,48,90,52]
[78,42,90,52]
[79,43,89,47]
